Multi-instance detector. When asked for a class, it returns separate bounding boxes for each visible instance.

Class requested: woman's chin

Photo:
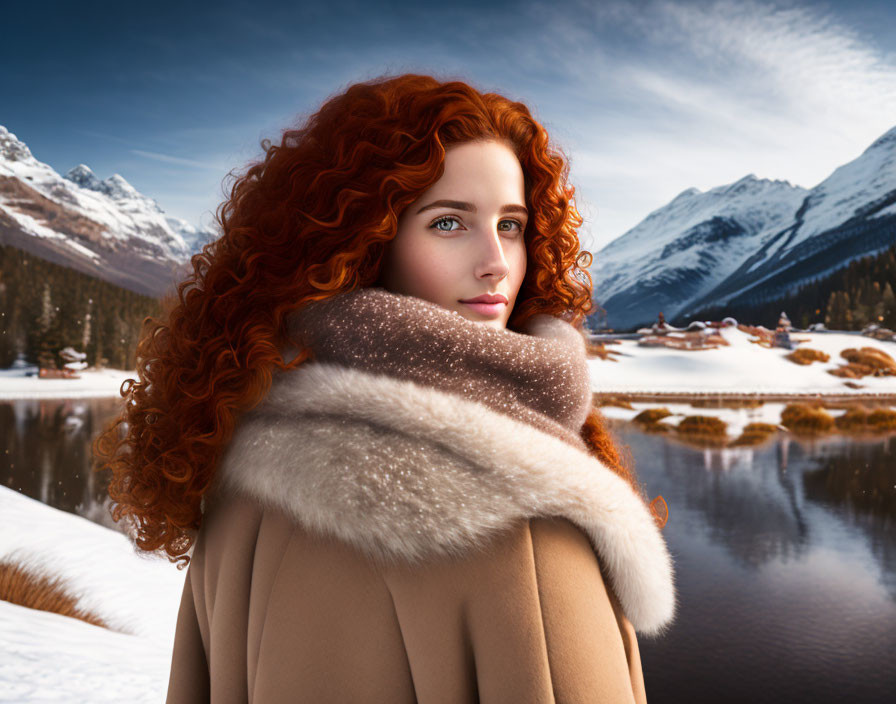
[458,311,506,329]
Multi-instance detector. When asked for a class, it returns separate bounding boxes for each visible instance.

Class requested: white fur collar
[214,361,677,636]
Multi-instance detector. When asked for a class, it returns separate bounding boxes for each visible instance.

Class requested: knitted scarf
[213,286,677,636]
[284,286,594,452]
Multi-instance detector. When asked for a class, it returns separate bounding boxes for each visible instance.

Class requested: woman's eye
[429,216,525,235]
[499,219,525,235]
[430,215,461,232]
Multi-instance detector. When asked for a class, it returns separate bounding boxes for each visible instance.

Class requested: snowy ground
[587,326,896,437]
[0,486,186,703]
[2,327,894,401]
[587,326,896,396]
[0,366,136,400]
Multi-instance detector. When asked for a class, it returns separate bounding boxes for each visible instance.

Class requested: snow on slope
[591,175,809,326]
[0,598,172,703]
[64,161,212,255]
[0,485,185,646]
[792,126,896,249]
[688,126,896,311]
[0,125,217,298]
[591,124,896,329]
[0,485,185,702]
[0,126,199,259]
[592,174,808,300]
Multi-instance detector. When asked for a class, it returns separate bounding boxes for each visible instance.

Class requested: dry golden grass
[585,340,608,358]
[840,347,896,376]
[584,339,623,361]
[729,422,779,446]
[677,415,727,434]
[831,406,896,434]
[780,403,835,434]
[828,362,878,378]
[675,415,729,447]
[0,558,110,629]
[786,347,830,365]
[833,406,872,431]
[595,395,635,410]
[638,332,729,350]
[633,407,673,424]
[739,324,775,347]
[867,408,896,430]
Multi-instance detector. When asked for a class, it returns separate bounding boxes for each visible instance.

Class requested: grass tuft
[675,415,728,446]
[780,403,834,434]
[729,422,779,446]
[786,347,830,365]
[0,558,110,629]
[632,407,672,424]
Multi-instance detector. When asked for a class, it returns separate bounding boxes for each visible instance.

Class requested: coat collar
[284,286,595,452]
[213,360,677,637]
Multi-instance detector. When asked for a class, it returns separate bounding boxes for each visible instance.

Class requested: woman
[93,73,676,703]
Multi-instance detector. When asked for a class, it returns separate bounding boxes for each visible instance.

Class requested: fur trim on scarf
[213,360,678,637]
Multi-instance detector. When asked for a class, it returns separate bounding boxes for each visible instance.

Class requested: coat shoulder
[380,516,648,704]
[175,492,648,703]
[173,491,419,702]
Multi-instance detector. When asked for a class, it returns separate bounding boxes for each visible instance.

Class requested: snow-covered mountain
[591,125,896,330]
[0,125,216,297]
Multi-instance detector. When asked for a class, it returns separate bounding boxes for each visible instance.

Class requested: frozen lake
[1,396,895,703]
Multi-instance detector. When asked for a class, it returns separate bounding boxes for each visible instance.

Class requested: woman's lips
[461,300,506,317]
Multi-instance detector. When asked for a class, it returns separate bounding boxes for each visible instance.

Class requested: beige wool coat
[165,328,676,703]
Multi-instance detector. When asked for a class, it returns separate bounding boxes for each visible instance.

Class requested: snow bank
[588,327,896,395]
[0,367,135,400]
[0,486,185,701]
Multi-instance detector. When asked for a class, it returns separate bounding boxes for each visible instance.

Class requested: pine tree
[824,291,839,329]
[825,290,854,330]
[36,282,61,369]
[38,281,53,333]
[81,297,93,356]
[881,282,896,329]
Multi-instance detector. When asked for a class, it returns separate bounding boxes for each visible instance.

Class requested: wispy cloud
[130,149,221,169]
[624,0,896,133]
[520,0,896,249]
[48,0,896,249]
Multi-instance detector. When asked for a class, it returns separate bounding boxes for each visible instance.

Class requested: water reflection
[607,422,896,704]
[802,439,896,603]
[0,397,124,534]
[660,436,812,569]
[2,399,895,702]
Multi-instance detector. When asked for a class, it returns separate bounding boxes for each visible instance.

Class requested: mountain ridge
[0,125,216,298]
[591,125,896,330]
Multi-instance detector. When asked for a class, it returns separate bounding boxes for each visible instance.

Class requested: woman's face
[377,139,528,330]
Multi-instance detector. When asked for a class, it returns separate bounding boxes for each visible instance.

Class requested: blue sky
[3,0,895,252]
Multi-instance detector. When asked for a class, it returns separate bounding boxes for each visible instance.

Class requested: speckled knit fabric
[211,285,677,634]
[284,286,593,452]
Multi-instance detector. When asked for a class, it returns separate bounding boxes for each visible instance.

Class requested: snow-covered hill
[0,125,216,298]
[0,485,185,702]
[592,126,896,330]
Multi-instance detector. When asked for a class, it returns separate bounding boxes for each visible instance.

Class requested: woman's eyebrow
[415,199,528,216]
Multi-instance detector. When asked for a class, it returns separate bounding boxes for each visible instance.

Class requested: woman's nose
[474,226,511,279]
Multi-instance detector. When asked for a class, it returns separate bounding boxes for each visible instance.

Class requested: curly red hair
[92,72,665,569]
